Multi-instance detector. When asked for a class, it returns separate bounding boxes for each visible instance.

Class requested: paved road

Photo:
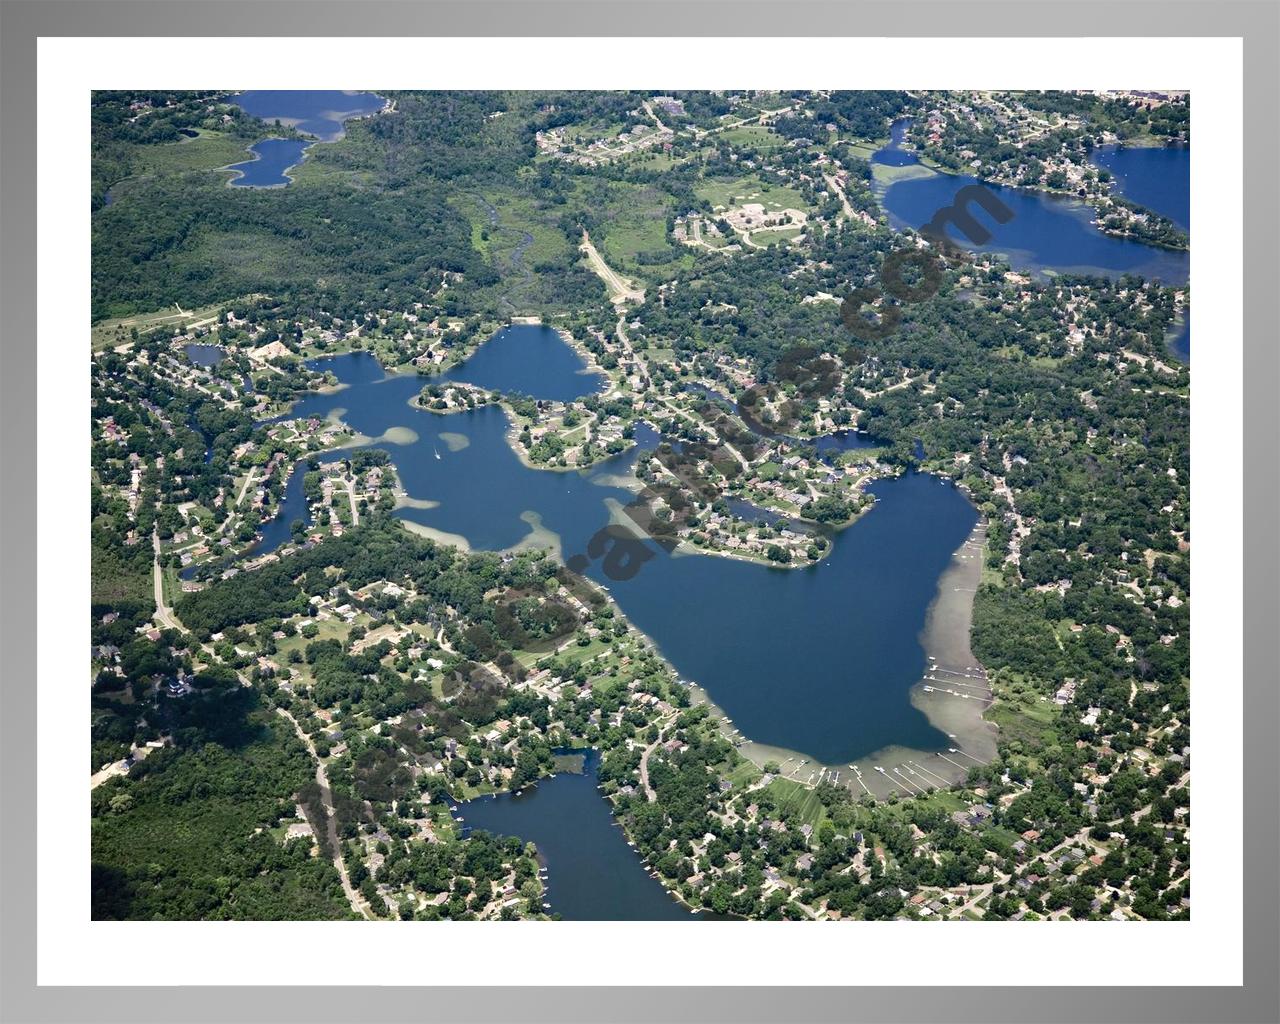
[638,729,666,803]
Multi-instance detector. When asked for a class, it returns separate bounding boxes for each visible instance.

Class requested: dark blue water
[873,118,918,167]
[231,90,385,142]
[600,473,974,762]
[254,461,312,555]
[183,343,253,394]
[1168,318,1190,362]
[226,139,312,188]
[876,123,1189,284]
[227,90,384,187]
[438,324,606,402]
[183,343,225,368]
[1091,144,1190,230]
[267,328,973,764]
[459,750,696,920]
[283,354,623,554]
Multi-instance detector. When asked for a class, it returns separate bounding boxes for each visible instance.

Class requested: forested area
[91,689,353,920]
[91,90,293,211]
[174,518,532,636]
[92,178,482,320]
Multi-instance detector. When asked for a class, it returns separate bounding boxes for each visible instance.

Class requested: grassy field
[843,139,886,160]
[91,300,228,351]
[129,130,253,177]
[764,777,828,829]
[694,175,809,214]
[452,188,570,270]
[987,690,1058,751]
[274,617,352,666]
[718,125,787,152]
[100,131,256,207]
[748,226,804,247]
[723,757,763,792]
[578,180,692,279]
[880,788,969,820]
[869,160,938,191]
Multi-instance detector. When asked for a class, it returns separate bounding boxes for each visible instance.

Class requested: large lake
[227,90,384,188]
[261,325,974,766]
[876,120,1189,285]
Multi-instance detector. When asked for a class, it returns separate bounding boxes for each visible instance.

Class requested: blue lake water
[1090,144,1190,231]
[182,343,226,368]
[189,323,978,918]
[459,750,697,920]
[876,120,1189,284]
[872,118,919,167]
[438,324,607,401]
[260,323,972,765]
[231,90,385,142]
[256,461,312,555]
[1167,318,1190,362]
[226,139,313,188]
[227,90,384,187]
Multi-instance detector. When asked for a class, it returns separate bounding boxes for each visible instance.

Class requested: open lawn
[748,226,804,247]
[881,788,969,820]
[695,175,809,214]
[718,125,787,152]
[764,777,828,829]
[91,300,228,351]
[723,757,763,792]
[275,617,351,663]
[843,139,885,160]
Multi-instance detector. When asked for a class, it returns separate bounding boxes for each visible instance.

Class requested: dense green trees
[91,695,353,920]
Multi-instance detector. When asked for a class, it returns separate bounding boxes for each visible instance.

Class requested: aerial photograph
[89,89,1190,922]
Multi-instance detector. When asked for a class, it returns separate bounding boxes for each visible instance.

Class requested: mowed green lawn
[749,226,804,247]
[764,777,828,829]
[717,125,787,152]
[694,175,809,213]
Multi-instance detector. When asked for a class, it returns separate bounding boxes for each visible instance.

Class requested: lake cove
[1090,144,1190,231]
[458,750,700,920]
[182,343,226,368]
[226,90,385,187]
[260,326,984,770]
[438,323,608,402]
[874,120,1189,285]
[225,139,312,188]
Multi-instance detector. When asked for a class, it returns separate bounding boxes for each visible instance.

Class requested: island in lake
[89,88,1191,923]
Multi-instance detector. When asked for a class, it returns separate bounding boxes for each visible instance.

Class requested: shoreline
[695,517,995,800]
[221,92,393,188]
[267,334,996,802]
[872,141,1189,254]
